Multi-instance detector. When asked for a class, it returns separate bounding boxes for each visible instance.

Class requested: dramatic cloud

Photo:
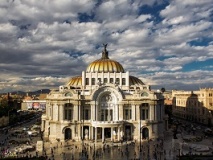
[0,0,212,93]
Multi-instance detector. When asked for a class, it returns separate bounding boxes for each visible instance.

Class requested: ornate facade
[41,45,165,142]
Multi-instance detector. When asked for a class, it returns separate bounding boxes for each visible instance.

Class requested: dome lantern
[86,44,125,73]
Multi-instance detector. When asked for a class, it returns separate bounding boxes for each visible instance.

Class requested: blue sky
[0,0,213,93]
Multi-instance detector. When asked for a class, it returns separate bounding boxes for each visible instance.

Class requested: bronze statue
[102,43,109,59]
[103,43,107,51]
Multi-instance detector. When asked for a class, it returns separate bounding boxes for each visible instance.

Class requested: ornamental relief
[101,94,112,102]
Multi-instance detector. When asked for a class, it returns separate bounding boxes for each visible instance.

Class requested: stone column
[91,104,94,121]
[54,105,57,121]
[150,105,154,121]
[79,104,81,121]
[119,104,123,120]
[41,120,44,132]
[136,105,140,121]
[118,127,120,141]
[91,127,94,140]
[59,104,63,121]
[74,105,78,121]
[132,105,136,120]
[102,127,105,142]
[116,105,119,121]
[95,127,97,143]
[111,127,113,141]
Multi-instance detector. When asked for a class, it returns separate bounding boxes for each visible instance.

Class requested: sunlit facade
[41,45,165,142]
[172,88,213,126]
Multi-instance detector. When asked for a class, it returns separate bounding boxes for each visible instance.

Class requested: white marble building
[41,45,165,143]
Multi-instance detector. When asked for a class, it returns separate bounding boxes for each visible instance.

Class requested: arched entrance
[142,127,149,139]
[64,128,72,140]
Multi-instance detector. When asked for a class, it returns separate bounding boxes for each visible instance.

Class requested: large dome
[86,59,124,73]
[86,44,125,73]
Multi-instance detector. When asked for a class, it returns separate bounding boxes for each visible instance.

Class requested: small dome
[129,76,144,85]
[66,76,82,86]
[86,44,125,73]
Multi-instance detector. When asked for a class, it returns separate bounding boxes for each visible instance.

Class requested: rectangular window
[124,109,131,120]
[98,78,101,83]
[122,78,126,85]
[110,78,113,83]
[92,78,95,85]
[86,78,89,85]
[104,78,107,83]
[116,78,120,84]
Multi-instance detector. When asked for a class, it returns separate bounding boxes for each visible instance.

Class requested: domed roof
[129,76,144,85]
[66,76,82,86]
[86,44,125,73]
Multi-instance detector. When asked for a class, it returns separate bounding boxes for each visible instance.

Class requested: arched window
[65,92,72,97]
[141,92,149,97]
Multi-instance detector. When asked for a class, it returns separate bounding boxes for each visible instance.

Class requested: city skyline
[0,0,213,93]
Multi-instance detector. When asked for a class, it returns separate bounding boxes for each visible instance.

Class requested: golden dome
[129,76,144,85]
[66,76,82,86]
[86,44,125,73]
[86,59,124,73]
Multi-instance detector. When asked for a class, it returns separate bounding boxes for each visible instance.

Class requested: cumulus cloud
[0,0,212,93]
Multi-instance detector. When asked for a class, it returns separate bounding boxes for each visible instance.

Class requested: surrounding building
[172,88,213,126]
[41,45,165,143]
[21,94,47,111]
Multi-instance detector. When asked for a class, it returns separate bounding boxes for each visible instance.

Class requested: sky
[0,0,213,93]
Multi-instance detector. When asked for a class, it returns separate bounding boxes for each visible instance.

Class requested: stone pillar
[119,104,123,120]
[91,105,94,121]
[91,127,93,140]
[41,120,44,132]
[111,127,113,141]
[132,105,136,120]
[136,105,140,121]
[59,104,63,121]
[74,105,78,121]
[102,127,105,142]
[116,105,119,121]
[79,104,81,121]
[118,127,120,141]
[150,105,154,121]
[78,124,81,140]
